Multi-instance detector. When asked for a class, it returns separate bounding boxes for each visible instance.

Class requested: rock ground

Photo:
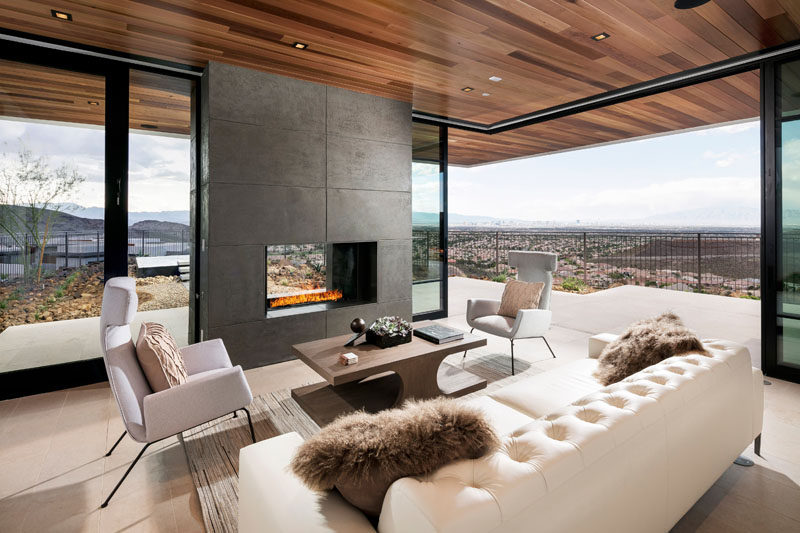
[0,262,188,333]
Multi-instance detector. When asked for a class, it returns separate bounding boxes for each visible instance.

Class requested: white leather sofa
[239,335,764,533]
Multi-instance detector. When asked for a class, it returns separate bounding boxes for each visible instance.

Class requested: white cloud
[694,120,758,136]
[717,122,759,134]
[0,119,190,212]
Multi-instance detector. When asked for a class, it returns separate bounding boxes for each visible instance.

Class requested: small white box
[339,352,358,366]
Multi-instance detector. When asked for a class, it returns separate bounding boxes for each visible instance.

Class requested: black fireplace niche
[266,241,377,318]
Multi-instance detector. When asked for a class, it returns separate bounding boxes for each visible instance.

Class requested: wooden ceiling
[0,0,798,163]
[450,69,761,165]
[0,59,192,134]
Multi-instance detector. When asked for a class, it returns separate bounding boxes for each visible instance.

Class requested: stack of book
[413,325,465,344]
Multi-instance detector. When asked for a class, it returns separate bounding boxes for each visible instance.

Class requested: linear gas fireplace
[266,241,377,318]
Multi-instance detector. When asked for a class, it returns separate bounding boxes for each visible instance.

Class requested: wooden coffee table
[290,321,488,426]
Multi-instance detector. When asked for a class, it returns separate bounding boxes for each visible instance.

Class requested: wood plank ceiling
[0,59,192,135]
[0,0,798,164]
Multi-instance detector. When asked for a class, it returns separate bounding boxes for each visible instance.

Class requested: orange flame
[269,289,343,308]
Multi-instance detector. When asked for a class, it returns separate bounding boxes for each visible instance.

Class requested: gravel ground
[136,279,189,311]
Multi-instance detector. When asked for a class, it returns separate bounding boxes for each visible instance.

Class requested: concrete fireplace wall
[193,62,412,369]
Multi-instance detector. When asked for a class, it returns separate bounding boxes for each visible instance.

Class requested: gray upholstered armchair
[463,251,557,375]
[99,277,254,507]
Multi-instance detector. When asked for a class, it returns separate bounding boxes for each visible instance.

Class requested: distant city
[413,209,761,231]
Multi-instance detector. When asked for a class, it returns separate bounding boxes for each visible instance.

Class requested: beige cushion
[135,322,188,392]
[497,280,544,318]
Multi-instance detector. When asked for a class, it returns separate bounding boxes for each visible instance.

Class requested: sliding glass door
[765,57,800,382]
[0,56,111,396]
[0,41,198,399]
[412,122,447,319]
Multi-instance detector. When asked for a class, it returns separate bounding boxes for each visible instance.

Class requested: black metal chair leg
[105,431,127,457]
[510,340,515,376]
[462,328,475,362]
[101,442,151,508]
[242,407,256,444]
[541,336,556,358]
[755,434,762,457]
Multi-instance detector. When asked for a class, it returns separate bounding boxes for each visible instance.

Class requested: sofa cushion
[472,314,516,338]
[462,396,536,436]
[498,280,545,318]
[489,359,603,419]
[135,322,188,392]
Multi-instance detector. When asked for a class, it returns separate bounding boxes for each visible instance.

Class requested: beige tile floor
[0,278,798,532]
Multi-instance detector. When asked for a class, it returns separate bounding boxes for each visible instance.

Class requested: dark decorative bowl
[366,329,411,349]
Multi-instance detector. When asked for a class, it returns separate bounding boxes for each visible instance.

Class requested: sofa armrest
[179,338,232,375]
[239,432,376,533]
[588,333,618,358]
[511,309,552,339]
[467,299,501,323]
[142,366,252,441]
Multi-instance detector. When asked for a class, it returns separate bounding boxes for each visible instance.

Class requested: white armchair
[464,251,557,374]
[99,277,254,507]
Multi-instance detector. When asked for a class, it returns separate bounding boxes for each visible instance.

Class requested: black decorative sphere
[350,318,366,333]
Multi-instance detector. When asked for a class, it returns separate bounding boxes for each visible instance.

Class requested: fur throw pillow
[594,312,708,386]
[290,397,499,516]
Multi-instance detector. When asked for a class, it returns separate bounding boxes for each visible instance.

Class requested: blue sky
[447,120,760,224]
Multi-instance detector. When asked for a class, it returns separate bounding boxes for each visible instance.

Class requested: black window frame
[0,35,202,399]
[411,122,448,321]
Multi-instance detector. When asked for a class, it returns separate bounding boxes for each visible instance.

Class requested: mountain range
[59,204,189,226]
[414,206,762,229]
[0,204,189,234]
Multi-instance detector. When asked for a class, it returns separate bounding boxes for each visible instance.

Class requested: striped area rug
[182,350,545,532]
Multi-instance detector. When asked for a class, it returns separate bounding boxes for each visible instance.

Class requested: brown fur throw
[594,312,708,386]
[290,397,499,516]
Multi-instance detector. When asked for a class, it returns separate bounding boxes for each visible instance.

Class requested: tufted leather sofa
[239,335,763,533]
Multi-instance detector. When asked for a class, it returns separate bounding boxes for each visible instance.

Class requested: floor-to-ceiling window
[0,41,198,399]
[412,121,447,318]
[128,71,193,344]
[767,58,800,382]
[0,58,108,388]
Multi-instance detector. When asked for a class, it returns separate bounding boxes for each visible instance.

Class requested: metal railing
[0,229,189,280]
[413,229,761,297]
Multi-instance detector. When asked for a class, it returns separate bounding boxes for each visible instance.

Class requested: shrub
[491,274,507,283]
[561,277,586,292]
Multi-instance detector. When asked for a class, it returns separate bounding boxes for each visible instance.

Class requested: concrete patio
[0,307,189,373]
[441,277,762,370]
[0,276,761,374]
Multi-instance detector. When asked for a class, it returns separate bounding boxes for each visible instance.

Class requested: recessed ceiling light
[51,9,72,21]
[293,42,308,49]
[674,0,710,8]
[87,100,100,106]
[140,124,158,129]
[489,76,502,82]
[591,32,610,41]
[482,92,490,97]
[461,87,474,92]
